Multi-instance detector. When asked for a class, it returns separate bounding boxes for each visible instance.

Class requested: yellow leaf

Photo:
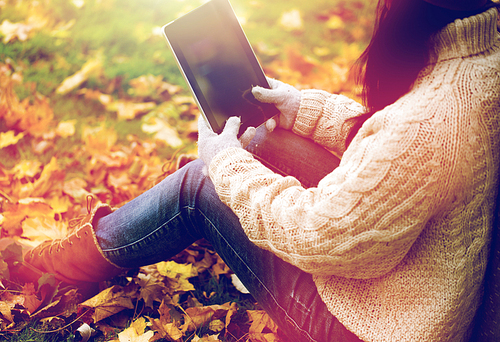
[157,261,197,279]
[11,160,42,179]
[56,120,77,138]
[141,117,183,147]
[46,195,71,214]
[106,101,156,121]
[31,157,65,198]
[135,273,166,309]
[56,57,102,95]
[80,285,136,323]
[63,177,90,202]
[191,334,221,341]
[20,216,68,247]
[118,317,155,342]
[0,131,24,149]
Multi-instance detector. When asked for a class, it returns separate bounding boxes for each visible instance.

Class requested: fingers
[197,115,214,136]
[265,77,281,89]
[265,117,277,132]
[239,126,256,148]
[222,116,241,137]
[252,85,278,104]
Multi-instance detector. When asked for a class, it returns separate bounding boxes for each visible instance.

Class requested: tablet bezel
[162,0,278,135]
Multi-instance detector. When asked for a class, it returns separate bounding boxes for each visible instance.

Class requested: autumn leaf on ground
[141,116,183,147]
[1,198,53,237]
[56,57,103,95]
[181,304,230,332]
[0,14,47,44]
[115,317,154,342]
[134,272,166,309]
[79,285,137,323]
[148,300,185,342]
[0,131,24,149]
[20,215,68,247]
[106,100,156,121]
[247,310,281,342]
[55,120,77,138]
[191,334,221,341]
[157,260,197,293]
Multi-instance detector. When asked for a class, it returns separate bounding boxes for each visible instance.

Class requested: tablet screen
[163,0,279,135]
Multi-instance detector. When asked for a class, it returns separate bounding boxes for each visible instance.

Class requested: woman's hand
[252,77,301,132]
[197,116,256,169]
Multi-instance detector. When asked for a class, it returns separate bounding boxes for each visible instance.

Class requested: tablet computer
[162,0,279,136]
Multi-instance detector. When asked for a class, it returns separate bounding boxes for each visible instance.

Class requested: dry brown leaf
[247,310,279,334]
[80,285,136,323]
[135,273,166,309]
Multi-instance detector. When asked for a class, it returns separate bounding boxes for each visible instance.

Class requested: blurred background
[0,0,375,240]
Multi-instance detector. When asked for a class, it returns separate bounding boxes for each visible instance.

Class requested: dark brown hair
[345,0,498,147]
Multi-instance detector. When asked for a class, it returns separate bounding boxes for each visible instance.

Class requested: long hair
[345,0,499,147]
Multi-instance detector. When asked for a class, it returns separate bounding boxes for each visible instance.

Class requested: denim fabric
[95,127,362,342]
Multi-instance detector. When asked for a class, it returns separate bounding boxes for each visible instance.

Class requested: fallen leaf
[191,334,221,341]
[181,303,232,332]
[0,131,24,149]
[247,310,280,342]
[11,160,42,179]
[56,57,103,95]
[106,101,156,121]
[80,285,136,323]
[135,273,166,309]
[148,300,184,342]
[20,216,68,247]
[0,301,14,322]
[0,20,31,43]
[141,117,183,147]
[82,123,118,155]
[55,120,77,138]
[118,317,155,342]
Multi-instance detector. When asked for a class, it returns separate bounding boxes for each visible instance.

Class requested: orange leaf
[21,216,68,247]
[31,157,65,198]
[247,310,279,334]
[18,95,54,136]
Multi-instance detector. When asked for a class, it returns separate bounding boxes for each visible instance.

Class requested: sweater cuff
[293,89,331,137]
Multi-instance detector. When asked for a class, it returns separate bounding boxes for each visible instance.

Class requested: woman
[20,0,500,341]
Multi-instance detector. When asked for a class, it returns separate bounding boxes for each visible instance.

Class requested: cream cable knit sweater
[209,8,500,342]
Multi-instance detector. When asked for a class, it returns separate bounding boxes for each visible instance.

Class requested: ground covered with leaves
[0,0,374,341]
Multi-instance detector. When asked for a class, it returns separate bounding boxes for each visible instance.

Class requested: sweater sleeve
[292,89,367,156]
[209,106,448,279]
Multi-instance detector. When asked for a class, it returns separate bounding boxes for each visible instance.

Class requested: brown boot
[23,201,126,285]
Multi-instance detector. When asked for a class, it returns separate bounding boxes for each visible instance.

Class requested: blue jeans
[95,127,362,342]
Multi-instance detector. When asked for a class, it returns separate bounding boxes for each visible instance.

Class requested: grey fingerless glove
[252,77,301,130]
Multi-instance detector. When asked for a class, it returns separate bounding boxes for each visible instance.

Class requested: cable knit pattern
[209,8,500,342]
